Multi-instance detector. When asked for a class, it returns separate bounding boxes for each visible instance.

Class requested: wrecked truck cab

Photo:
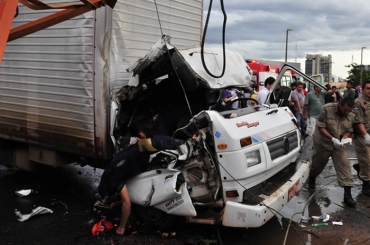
[110,37,311,228]
[124,106,310,228]
[110,36,257,151]
[196,109,309,228]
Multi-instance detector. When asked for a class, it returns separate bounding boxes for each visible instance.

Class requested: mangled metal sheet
[178,47,252,89]
[127,36,252,90]
[108,0,204,88]
[126,36,174,86]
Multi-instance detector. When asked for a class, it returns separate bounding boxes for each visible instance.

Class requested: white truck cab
[115,40,323,228]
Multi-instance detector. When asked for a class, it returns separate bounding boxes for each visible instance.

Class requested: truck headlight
[246,150,261,167]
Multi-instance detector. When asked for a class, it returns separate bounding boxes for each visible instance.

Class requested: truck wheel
[131,204,184,231]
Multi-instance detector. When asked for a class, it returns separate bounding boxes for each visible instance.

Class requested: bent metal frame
[0,0,117,64]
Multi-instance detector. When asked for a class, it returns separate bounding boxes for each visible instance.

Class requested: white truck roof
[127,36,252,90]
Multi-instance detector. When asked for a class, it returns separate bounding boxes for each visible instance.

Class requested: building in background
[364,65,370,72]
[305,54,332,83]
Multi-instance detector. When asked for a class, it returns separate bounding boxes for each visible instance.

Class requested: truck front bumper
[222,160,310,228]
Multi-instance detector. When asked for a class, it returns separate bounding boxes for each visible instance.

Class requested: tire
[131,204,184,231]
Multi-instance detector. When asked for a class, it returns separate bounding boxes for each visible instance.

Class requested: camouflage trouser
[354,136,370,181]
[310,144,353,187]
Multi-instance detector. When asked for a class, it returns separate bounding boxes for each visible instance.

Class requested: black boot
[362,181,370,196]
[308,176,316,189]
[353,163,361,179]
[343,186,356,207]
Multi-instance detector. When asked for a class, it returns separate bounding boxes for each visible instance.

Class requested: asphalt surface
[1,136,370,245]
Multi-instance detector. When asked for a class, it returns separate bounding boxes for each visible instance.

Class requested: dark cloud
[202,0,370,77]
[203,0,369,55]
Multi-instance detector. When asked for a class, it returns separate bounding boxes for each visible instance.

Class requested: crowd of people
[289,79,368,208]
[238,76,369,208]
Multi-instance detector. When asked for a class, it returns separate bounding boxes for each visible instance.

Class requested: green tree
[346,63,370,86]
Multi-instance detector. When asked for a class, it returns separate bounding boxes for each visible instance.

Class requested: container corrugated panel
[108,0,204,87]
[0,1,97,156]
[0,0,204,161]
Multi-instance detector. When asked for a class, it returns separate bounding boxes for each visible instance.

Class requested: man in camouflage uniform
[308,97,356,207]
[353,80,370,196]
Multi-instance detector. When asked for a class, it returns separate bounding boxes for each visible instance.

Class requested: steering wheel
[231,97,259,108]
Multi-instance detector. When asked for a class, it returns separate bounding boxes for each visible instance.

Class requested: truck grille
[187,167,204,184]
[266,131,298,160]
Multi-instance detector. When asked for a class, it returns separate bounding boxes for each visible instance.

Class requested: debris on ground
[304,229,320,238]
[332,221,344,226]
[93,200,111,210]
[15,189,37,197]
[91,219,114,236]
[159,231,176,238]
[308,213,335,228]
[51,200,68,213]
[15,206,53,222]
[312,214,330,226]
[311,223,328,227]
[312,213,330,222]
[298,215,311,223]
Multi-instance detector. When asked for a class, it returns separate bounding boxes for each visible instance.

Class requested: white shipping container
[0,0,203,166]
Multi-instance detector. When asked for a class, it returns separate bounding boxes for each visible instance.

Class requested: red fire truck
[246,60,296,91]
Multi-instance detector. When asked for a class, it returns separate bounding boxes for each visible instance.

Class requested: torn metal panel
[127,36,252,90]
[127,169,182,207]
[126,36,174,87]
[178,47,252,89]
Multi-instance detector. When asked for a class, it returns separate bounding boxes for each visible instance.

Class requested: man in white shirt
[257,77,275,105]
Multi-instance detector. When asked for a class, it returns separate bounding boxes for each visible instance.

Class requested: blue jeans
[293,110,306,134]
[151,135,185,150]
[98,136,185,197]
[98,144,145,197]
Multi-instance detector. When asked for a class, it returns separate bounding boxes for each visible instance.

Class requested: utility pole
[361,47,366,85]
[285,29,293,62]
[295,44,297,63]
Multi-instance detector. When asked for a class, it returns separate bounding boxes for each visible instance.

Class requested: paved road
[280,136,370,245]
[1,137,370,245]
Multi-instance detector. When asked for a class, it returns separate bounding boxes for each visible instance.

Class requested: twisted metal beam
[0,0,117,63]
[9,0,116,41]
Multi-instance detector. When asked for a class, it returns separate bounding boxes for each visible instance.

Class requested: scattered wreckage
[104,36,326,228]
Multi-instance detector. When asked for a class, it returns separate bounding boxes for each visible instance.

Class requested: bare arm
[357,123,368,136]
[304,104,308,120]
[295,100,303,114]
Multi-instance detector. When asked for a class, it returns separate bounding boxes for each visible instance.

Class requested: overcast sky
[203,0,370,79]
